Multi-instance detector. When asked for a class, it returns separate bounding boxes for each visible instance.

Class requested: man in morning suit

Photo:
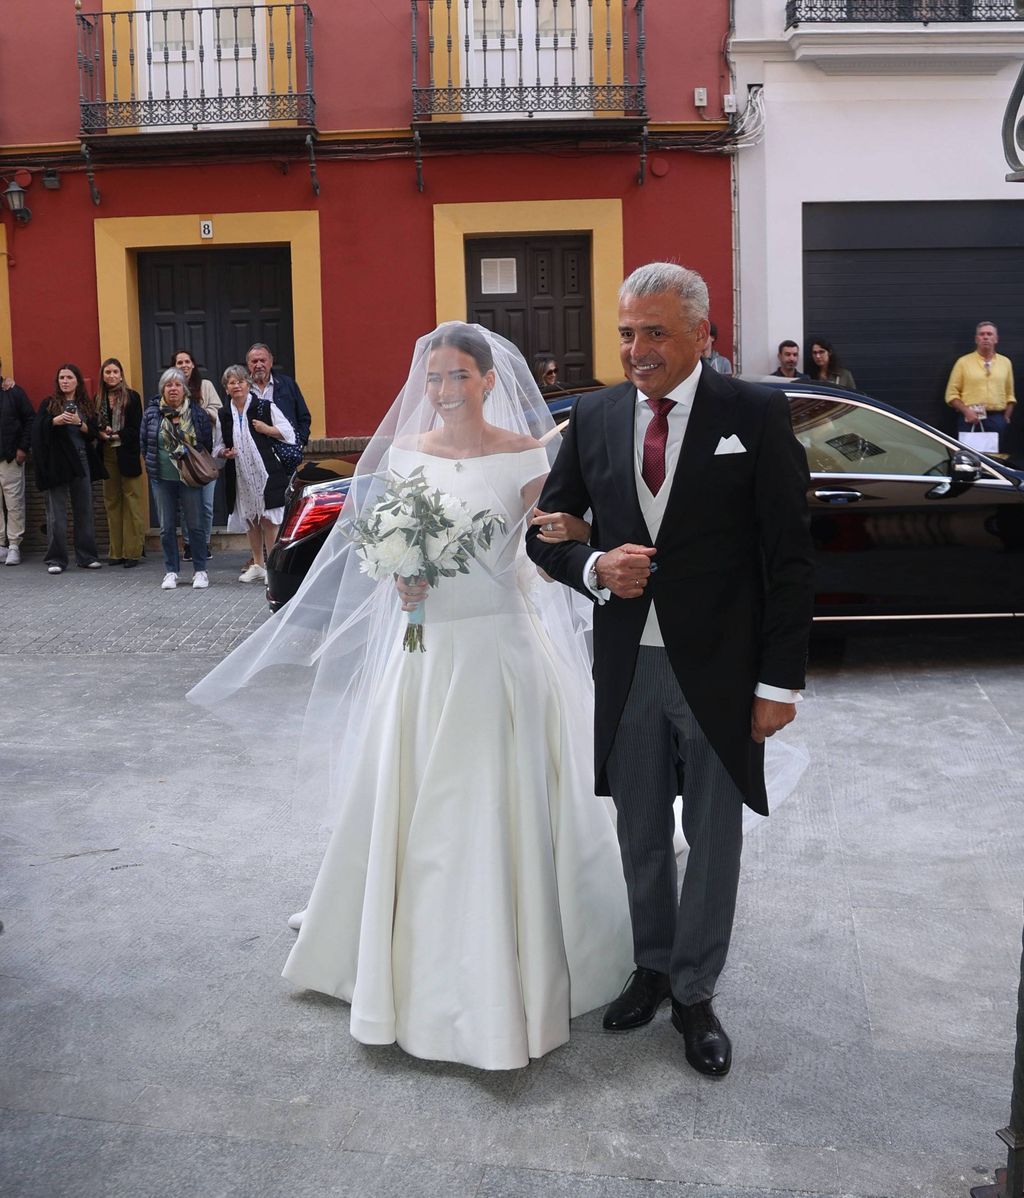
[526,263,814,1077]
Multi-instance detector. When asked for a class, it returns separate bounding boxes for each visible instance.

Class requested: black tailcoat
[526,366,814,815]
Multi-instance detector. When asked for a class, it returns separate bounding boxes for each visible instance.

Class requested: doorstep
[142,530,252,552]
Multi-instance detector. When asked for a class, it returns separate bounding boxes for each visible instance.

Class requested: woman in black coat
[96,357,145,567]
[31,363,106,574]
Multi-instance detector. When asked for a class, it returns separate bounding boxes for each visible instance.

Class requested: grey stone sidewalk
[1,558,1022,1197]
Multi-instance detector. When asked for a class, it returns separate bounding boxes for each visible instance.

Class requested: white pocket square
[714,434,746,456]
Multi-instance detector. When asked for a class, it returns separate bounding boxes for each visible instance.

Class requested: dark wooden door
[137,247,294,402]
[137,246,294,530]
[466,237,594,385]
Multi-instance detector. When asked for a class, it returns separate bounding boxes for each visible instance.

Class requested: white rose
[394,543,425,579]
[439,497,472,539]
[356,544,389,581]
[376,505,419,535]
[367,531,417,577]
[424,531,462,570]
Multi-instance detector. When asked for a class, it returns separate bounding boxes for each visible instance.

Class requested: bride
[189,323,633,1070]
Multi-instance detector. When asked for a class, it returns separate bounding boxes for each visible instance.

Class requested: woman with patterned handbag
[171,349,223,565]
[139,367,212,591]
[213,364,297,584]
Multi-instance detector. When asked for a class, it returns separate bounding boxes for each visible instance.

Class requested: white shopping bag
[958,429,1000,454]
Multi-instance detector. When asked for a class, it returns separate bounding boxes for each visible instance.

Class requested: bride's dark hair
[429,324,494,374]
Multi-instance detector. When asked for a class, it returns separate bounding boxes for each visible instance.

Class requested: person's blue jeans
[180,478,216,551]
[153,478,208,573]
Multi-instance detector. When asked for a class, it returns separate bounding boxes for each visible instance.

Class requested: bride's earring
[482,388,492,402]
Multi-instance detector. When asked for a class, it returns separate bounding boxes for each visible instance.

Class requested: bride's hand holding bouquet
[351,466,505,651]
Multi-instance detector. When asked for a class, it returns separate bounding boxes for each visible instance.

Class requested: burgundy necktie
[641,397,675,495]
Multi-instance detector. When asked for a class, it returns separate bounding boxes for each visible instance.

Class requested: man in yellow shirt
[945,321,1016,446]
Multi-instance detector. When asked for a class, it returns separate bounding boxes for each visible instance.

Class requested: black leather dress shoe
[603,967,671,1031]
[671,998,732,1077]
[108,558,124,566]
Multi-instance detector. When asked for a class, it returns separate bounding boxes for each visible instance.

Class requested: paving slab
[1,562,1022,1197]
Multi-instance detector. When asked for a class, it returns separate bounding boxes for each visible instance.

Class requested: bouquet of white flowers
[351,467,506,651]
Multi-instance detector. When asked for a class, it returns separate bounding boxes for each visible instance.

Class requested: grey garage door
[803,200,1024,431]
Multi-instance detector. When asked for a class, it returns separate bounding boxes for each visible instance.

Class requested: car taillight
[280,488,347,542]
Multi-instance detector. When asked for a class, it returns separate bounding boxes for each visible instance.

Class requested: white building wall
[731,5,1024,377]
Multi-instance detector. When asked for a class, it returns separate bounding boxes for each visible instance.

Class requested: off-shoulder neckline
[390,444,546,463]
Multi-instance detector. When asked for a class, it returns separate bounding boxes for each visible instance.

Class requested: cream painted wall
[731,8,1024,377]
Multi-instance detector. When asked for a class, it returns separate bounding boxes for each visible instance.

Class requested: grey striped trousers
[605,646,744,1004]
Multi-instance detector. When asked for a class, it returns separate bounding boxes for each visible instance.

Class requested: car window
[789,395,952,477]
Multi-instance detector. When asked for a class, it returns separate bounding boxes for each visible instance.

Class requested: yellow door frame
[93,210,324,437]
[432,198,624,383]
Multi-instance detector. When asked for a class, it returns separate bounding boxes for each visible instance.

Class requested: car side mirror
[950,449,981,484]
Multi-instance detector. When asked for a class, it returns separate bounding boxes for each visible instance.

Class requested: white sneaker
[192,571,209,589]
[47,564,63,575]
[3,546,18,566]
[0,547,7,563]
[161,572,178,589]
[287,910,305,931]
[238,563,267,583]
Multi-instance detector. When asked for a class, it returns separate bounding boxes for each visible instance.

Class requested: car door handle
[813,488,864,504]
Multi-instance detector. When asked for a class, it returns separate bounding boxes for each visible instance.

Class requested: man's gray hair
[976,320,998,334]
[222,364,252,388]
[246,342,273,360]
[619,262,709,320]
[158,367,188,396]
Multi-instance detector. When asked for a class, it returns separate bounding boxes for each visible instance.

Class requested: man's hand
[595,544,657,599]
[751,697,796,744]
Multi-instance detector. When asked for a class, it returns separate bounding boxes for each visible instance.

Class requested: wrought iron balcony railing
[786,0,1020,25]
[411,0,646,121]
[76,4,315,134]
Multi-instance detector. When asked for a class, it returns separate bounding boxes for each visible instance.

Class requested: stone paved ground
[0,550,270,656]
[1,551,1022,1198]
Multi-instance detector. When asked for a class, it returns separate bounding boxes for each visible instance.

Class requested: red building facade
[0,1,736,437]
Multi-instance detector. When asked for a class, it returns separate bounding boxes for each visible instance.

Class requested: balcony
[781,0,1022,73]
[786,1,1020,24]
[411,0,646,138]
[76,4,315,154]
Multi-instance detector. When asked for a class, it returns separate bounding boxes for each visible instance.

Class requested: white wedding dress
[282,446,634,1070]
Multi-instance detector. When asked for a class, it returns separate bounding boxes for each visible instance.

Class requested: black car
[265,458,357,611]
[267,385,1024,619]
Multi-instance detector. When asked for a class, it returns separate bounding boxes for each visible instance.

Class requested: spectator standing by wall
[215,364,296,585]
[96,357,145,568]
[0,357,34,566]
[807,338,856,391]
[31,364,105,574]
[245,343,310,446]
[139,367,212,591]
[945,321,1015,445]
[771,340,807,380]
[702,322,733,375]
[172,349,222,562]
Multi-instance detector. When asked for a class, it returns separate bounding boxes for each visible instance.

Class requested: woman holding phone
[31,364,105,574]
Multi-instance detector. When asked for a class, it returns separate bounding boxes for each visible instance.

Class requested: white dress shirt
[583,362,799,703]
